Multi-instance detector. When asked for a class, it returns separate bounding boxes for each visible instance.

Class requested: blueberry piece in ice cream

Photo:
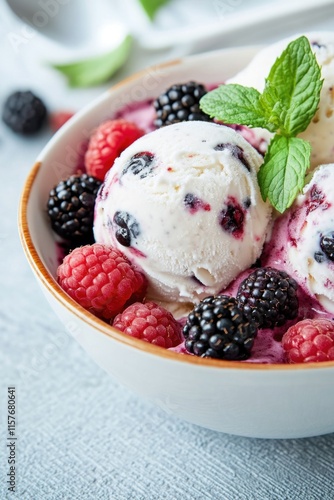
[243,197,252,209]
[214,143,251,171]
[311,40,326,49]
[314,251,326,263]
[184,193,211,214]
[113,211,140,247]
[122,152,155,179]
[320,231,334,261]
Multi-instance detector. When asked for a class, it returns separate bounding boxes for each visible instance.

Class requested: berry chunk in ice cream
[93,121,272,304]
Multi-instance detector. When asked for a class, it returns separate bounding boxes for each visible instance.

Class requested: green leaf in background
[138,0,170,19]
[50,35,133,87]
[258,135,311,213]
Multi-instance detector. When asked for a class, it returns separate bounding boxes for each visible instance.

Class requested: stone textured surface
[1,4,334,499]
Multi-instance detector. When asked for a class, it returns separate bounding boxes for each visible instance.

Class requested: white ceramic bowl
[19,46,334,439]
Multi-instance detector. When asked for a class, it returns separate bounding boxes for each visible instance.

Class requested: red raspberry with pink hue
[57,244,147,320]
[113,302,182,348]
[282,318,334,363]
[85,119,144,180]
[50,111,74,132]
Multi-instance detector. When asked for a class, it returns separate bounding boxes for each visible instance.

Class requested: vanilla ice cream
[227,32,334,170]
[285,164,334,312]
[94,121,272,304]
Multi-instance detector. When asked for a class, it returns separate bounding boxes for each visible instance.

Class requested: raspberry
[183,295,257,360]
[113,302,182,348]
[85,119,144,180]
[2,90,47,134]
[282,318,334,363]
[57,244,147,320]
[50,110,74,132]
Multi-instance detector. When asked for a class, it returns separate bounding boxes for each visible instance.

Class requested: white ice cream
[94,121,272,304]
[288,163,334,312]
[227,32,334,170]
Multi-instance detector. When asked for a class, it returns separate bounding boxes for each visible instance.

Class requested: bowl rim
[18,47,334,372]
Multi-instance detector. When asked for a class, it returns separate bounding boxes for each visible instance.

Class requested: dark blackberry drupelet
[2,90,47,134]
[236,267,299,329]
[47,173,102,246]
[320,231,334,261]
[153,81,211,128]
[183,295,257,360]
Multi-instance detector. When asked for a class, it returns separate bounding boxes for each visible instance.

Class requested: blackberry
[153,81,211,128]
[2,90,47,134]
[183,295,257,360]
[47,173,102,245]
[320,232,334,261]
[236,267,299,329]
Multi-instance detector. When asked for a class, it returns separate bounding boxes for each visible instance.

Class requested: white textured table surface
[2,2,334,499]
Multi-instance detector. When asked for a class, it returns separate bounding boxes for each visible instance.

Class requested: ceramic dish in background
[19,46,334,439]
[5,0,334,55]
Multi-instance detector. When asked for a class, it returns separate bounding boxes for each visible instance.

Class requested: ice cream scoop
[227,31,334,170]
[283,164,334,313]
[94,121,272,304]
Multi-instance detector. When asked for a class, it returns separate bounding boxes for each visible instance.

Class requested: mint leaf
[258,83,285,131]
[138,0,170,19]
[258,135,311,213]
[200,84,276,131]
[260,36,323,136]
[51,35,132,87]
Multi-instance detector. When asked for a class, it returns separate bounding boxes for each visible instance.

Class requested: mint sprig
[200,36,323,213]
